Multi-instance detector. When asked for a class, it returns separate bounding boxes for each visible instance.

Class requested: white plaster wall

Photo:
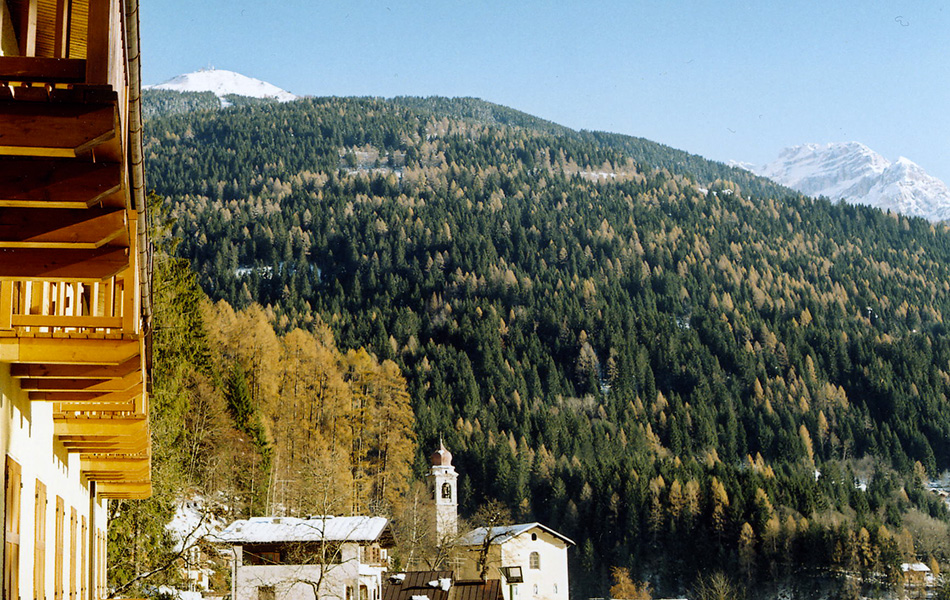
[1,0,19,56]
[1,362,108,599]
[499,530,569,600]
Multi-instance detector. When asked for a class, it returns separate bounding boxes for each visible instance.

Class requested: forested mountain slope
[144,96,950,596]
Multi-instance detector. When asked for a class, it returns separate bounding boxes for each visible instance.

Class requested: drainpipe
[123,0,153,385]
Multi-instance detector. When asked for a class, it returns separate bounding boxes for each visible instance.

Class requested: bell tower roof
[430,439,453,467]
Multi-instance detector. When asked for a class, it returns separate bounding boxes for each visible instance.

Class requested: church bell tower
[428,439,458,542]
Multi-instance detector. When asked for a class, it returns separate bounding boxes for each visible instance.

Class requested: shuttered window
[80,516,86,600]
[34,480,47,600]
[55,496,64,600]
[4,457,22,600]
[69,507,77,600]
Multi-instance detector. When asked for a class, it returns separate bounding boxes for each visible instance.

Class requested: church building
[426,444,573,600]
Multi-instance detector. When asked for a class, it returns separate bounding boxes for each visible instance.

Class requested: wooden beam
[0,336,139,364]
[11,314,124,329]
[0,159,122,209]
[0,101,116,158]
[96,482,151,499]
[82,468,150,482]
[22,370,140,391]
[0,246,128,280]
[30,382,141,401]
[10,355,140,378]
[81,455,149,470]
[53,418,146,437]
[0,58,86,82]
[0,207,127,249]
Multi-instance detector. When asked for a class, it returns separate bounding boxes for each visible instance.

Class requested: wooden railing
[0,272,139,335]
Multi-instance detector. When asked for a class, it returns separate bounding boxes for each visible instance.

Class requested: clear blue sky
[141,1,950,182]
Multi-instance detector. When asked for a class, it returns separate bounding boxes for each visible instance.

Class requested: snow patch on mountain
[145,68,297,105]
[739,142,950,222]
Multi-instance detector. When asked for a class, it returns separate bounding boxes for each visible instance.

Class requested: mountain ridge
[145,68,298,105]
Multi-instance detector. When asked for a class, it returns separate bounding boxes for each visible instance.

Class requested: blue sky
[142,1,950,182]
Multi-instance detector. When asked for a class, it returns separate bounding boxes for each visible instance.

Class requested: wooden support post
[53,0,71,58]
[57,280,66,318]
[121,269,134,333]
[18,0,38,57]
[85,0,113,85]
[0,280,12,330]
[90,281,100,319]
[102,277,114,318]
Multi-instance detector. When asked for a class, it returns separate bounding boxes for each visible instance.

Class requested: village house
[218,515,396,600]
[454,524,572,600]
[0,0,152,598]
[901,562,934,597]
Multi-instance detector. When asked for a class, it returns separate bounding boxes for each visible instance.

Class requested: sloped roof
[216,516,391,545]
[457,522,575,547]
[451,580,504,600]
[383,571,452,600]
[383,572,503,600]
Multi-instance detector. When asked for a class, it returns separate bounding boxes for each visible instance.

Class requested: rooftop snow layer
[216,515,389,544]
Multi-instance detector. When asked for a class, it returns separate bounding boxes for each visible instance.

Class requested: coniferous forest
[129,94,950,598]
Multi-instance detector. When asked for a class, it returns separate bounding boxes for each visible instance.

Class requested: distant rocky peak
[740,142,950,222]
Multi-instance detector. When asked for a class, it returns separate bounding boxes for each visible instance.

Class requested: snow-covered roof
[216,516,391,545]
[457,522,574,547]
[902,562,931,573]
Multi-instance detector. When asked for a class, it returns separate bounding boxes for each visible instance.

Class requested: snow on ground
[157,587,206,600]
[166,497,226,552]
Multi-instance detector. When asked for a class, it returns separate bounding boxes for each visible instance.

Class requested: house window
[531,533,537,541]
[258,586,275,600]
[441,482,452,499]
[554,584,558,595]
[529,551,540,569]
[533,584,539,596]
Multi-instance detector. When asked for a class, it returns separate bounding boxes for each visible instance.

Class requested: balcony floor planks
[0,159,123,209]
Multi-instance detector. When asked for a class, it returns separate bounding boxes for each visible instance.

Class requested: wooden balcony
[0,0,150,498]
[0,278,149,497]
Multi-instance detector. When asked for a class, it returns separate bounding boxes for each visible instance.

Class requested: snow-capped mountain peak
[741,142,950,222]
[144,68,297,104]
